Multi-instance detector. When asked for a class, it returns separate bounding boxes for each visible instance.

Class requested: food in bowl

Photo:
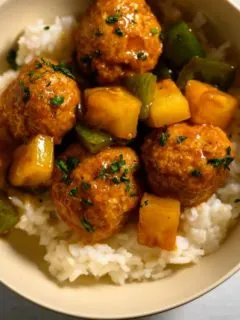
[0,0,239,285]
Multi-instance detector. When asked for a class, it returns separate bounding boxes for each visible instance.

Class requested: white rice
[16,16,77,66]
[1,15,240,285]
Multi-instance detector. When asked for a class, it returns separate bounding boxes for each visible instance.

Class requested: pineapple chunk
[147,79,191,128]
[138,193,180,251]
[186,80,238,129]
[84,87,142,140]
[9,135,54,188]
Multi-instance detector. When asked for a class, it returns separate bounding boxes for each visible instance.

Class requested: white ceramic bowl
[1,0,240,318]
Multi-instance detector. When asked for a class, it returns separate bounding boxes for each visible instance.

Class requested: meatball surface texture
[0,58,80,144]
[142,123,234,207]
[51,145,142,243]
[75,0,162,83]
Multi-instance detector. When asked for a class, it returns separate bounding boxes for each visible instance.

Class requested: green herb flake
[136,51,148,61]
[112,177,121,185]
[115,27,125,37]
[81,181,91,192]
[105,11,121,24]
[56,159,69,174]
[140,200,149,208]
[190,169,202,177]
[81,198,94,207]
[176,136,187,144]
[19,81,30,103]
[110,154,126,173]
[44,26,50,30]
[50,95,65,106]
[35,61,43,69]
[207,147,234,170]
[81,218,94,233]
[7,49,18,70]
[41,58,75,80]
[159,127,169,147]
[151,27,159,36]
[67,157,80,172]
[69,187,79,197]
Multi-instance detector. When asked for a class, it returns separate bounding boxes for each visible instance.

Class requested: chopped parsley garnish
[110,154,126,173]
[81,198,94,207]
[95,155,135,196]
[81,217,94,233]
[95,28,104,37]
[112,177,121,184]
[105,11,121,24]
[50,95,65,106]
[35,61,43,69]
[207,147,234,170]
[81,181,91,192]
[56,159,69,174]
[19,81,30,103]
[140,200,149,208]
[67,157,80,171]
[7,49,18,70]
[41,58,75,80]
[44,26,50,30]
[136,51,148,61]
[176,136,187,144]
[69,187,79,197]
[56,157,80,184]
[190,169,202,177]
[159,127,169,147]
[151,27,159,36]
[115,27,125,37]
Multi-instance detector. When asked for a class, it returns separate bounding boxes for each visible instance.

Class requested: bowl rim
[2,264,240,319]
[1,0,240,318]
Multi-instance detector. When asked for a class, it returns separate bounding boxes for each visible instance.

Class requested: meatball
[51,145,142,243]
[75,0,162,84]
[142,123,234,207]
[0,58,81,144]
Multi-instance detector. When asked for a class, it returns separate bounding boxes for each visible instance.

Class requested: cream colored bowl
[1,0,240,318]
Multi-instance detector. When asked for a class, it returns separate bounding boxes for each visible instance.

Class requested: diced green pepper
[124,73,157,121]
[0,194,18,235]
[75,123,113,154]
[164,22,206,68]
[177,57,236,91]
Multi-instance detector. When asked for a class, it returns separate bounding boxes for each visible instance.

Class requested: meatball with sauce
[0,58,81,144]
[75,0,163,84]
[142,123,234,208]
[51,144,142,243]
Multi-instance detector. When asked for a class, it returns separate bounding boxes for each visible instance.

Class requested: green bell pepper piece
[165,21,206,68]
[177,57,236,91]
[75,123,113,154]
[0,193,18,235]
[124,73,157,121]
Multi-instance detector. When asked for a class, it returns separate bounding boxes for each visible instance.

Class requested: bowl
[1,0,240,318]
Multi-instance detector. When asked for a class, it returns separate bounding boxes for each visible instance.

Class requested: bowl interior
[1,0,240,318]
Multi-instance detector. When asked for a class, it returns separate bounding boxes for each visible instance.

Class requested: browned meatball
[142,123,234,207]
[0,58,81,144]
[51,144,142,243]
[75,0,162,84]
